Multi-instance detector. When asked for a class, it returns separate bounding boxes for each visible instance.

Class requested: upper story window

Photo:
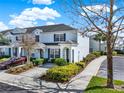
[54,33,66,42]
[35,35,39,42]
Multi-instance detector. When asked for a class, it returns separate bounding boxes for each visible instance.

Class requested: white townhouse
[90,35,124,52]
[114,36,124,51]
[0,24,89,63]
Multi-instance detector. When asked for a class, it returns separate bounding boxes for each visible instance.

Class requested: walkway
[0,56,106,93]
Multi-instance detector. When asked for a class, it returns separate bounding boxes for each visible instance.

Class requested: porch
[0,43,77,63]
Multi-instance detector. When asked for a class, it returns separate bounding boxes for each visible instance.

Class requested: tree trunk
[106,38,114,88]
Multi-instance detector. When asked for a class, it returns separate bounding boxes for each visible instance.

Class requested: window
[60,34,65,41]
[35,35,39,42]
[16,36,18,41]
[54,34,65,42]
[50,49,54,58]
[50,49,60,58]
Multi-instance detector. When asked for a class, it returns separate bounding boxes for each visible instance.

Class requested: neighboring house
[90,35,124,52]
[114,36,124,51]
[0,24,89,63]
[89,35,106,52]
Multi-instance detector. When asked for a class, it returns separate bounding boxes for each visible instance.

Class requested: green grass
[84,76,124,93]
[0,58,9,63]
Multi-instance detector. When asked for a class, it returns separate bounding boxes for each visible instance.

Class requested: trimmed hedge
[45,63,82,82]
[32,58,44,66]
[84,53,96,63]
[75,62,85,68]
[92,51,101,57]
[54,58,68,66]
[112,51,117,56]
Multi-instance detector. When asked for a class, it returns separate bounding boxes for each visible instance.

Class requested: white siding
[40,30,77,43]
[77,33,89,61]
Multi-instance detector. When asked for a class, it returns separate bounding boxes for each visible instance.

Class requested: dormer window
[54,33,66,42]
[35,35,39,42]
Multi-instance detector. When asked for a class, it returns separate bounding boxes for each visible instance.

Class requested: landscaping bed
[6,58,44,74]
[41,51,102,83]
[6,63,34,74]
[85,76,124,93]
[41,62,85,83]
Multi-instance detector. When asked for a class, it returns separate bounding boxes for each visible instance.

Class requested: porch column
[60,48,63,58]
[18,47,21,57]
[11,47,13,57]
[69,48,72,63]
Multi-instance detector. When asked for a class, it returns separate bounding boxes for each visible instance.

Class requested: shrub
[32,58,44,66]
[114,50,124,54]
[84,54,96,63]
[43,58,49,64]
[112,51,117,56]
[30,57,36,62]
[92,51,101,57]
[75,62,85,68]
[54,58,68,66]
[100,51,106,55]
[51,58,55,63]
[7,63,33,74]
[46,64,81,82]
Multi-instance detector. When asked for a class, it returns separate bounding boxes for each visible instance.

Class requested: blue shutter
[48,48,50,59]
[64,33,66,41]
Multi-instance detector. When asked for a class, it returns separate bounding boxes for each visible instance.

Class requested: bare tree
[20,34,36,63]
[63,0,124,88]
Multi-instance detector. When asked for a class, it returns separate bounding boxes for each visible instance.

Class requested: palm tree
[93,33,106,51]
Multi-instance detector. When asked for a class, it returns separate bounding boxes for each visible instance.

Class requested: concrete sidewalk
[0,56,106,93]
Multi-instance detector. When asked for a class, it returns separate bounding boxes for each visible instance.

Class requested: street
[97,56,124,81]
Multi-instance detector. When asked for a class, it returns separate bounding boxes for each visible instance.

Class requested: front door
[40,49,43,58]
[66,48,69,62]
[72,49,74,63]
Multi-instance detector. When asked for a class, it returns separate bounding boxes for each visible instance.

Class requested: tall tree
[20,34,36,63]
[63,0,124,88]
[93,33,106,51]
[0,33,9,45]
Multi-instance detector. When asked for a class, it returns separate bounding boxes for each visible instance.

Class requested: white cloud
[46,21,55,25]
[82,5,117,16]
[9,7,61,28]
[32,0,54,5]
[0,22,8,31]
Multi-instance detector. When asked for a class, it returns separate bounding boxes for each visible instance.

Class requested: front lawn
[85,76,124,93]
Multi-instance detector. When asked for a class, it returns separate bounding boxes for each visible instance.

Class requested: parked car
[12,56,27,65]
[0,57,27,70]
[0,57,17,70]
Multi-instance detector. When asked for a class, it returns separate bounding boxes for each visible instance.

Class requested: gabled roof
[1,24,77,35]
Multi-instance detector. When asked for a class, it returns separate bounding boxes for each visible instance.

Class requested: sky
[0,0,123,32]
[0,0,72,31]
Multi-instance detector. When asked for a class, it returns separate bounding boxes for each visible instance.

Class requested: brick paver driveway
[97,56,124,81]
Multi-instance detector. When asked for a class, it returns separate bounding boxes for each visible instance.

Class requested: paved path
[0,56,106,93]
[97,56,124,81]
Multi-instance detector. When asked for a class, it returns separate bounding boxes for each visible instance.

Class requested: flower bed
[41,62,85,83]
[6,63,34,74]
[41,52,102,83]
